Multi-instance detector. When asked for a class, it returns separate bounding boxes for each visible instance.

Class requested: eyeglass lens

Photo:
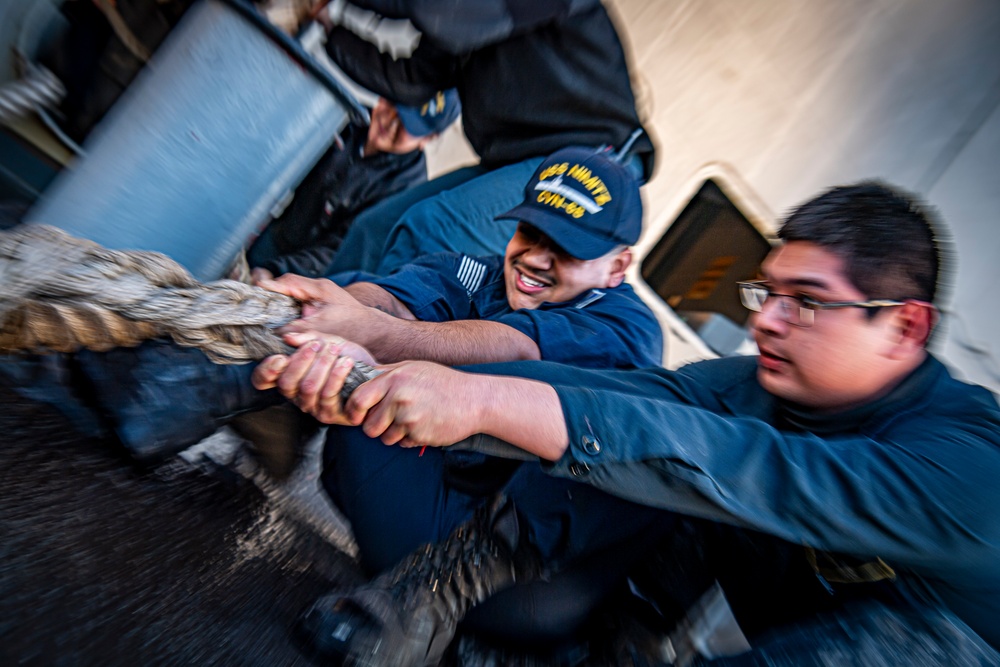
[740,285,814,326]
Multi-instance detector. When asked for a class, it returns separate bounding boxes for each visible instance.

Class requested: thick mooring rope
[0,225,300,363]
[0,224,383,399]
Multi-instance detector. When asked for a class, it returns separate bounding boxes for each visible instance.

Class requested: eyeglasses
[737,280,905,327]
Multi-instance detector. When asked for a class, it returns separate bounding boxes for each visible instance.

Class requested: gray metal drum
[25,0,364,281]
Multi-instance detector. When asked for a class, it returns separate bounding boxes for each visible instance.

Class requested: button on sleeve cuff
[545,385,615,478]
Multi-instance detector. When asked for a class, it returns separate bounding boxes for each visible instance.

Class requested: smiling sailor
[266,145,663,371]
[243,146,665,661]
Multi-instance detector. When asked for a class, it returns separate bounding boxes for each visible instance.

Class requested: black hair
[778,181,947,305]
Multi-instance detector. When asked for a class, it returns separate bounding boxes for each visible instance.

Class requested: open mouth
[514,266,554,295]
[518,271,548,288]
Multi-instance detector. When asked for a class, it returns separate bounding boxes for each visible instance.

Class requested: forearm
[369,319,542,365]
[345,282,416,320]
[349,0,603,53]
[472,374,568,460]
[324,26,456,104]
[549,384,1000,567]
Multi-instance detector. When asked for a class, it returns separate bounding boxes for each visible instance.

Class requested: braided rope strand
[0,225,299,363]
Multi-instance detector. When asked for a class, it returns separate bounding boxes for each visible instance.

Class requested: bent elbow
[517,342,542,362]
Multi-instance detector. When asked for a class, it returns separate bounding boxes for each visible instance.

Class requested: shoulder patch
[575,290,605,309]
[456,256,487,295]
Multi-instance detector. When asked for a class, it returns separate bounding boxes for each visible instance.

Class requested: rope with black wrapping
[0,224,379,398]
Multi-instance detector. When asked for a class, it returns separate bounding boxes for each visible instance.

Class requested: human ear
[888,301,937,356]
[606,248,632,288]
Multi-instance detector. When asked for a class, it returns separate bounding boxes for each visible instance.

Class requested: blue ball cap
[497,147,643,260]
[396,89,461,138]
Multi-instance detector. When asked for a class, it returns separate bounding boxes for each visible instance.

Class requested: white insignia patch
[457,256,487,295]
[534,175,603,213]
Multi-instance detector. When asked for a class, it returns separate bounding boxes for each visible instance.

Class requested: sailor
[246,91,460,278]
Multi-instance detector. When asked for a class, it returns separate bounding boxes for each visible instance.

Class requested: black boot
[296,494,544,667]
[229,403,320,480]
[75,339,284,464]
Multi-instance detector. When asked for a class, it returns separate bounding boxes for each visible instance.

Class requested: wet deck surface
[0,383,657,666]
[0,386,367,666]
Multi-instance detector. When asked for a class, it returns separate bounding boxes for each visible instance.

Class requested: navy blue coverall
[452,354,1000,657]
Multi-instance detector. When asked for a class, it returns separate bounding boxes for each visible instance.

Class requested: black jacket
[325,1,655,176]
